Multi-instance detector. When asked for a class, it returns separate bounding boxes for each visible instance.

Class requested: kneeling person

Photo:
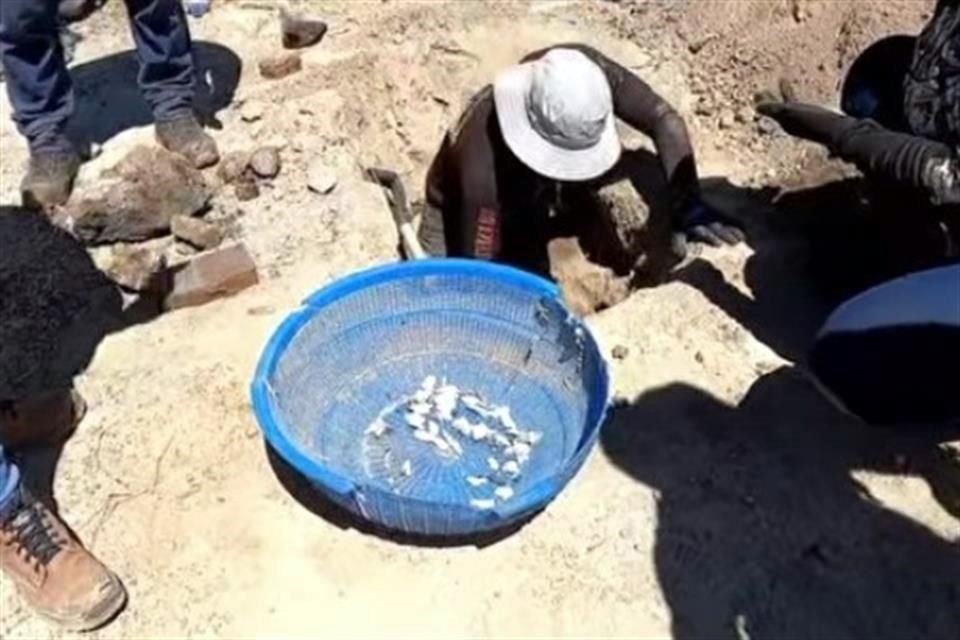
[421,45,743,270]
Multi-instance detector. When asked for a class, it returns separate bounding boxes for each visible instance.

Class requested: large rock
[68,146,210,245]
[165,243,259,311]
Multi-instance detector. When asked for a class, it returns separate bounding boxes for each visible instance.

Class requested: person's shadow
[66,41,242,147]
[0,207,149,512]
[601,367,960,640]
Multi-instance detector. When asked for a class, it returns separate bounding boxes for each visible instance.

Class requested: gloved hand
[672,201,745,258]
[923,155,960,205]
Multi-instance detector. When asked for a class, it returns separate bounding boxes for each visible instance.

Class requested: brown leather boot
[155,114,220,169]
[0,489,126,630]
[0,390,86,451]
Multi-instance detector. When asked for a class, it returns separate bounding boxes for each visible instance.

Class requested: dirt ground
[1,1,958,638]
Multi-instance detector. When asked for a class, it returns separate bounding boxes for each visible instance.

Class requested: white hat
[493,48,621,182]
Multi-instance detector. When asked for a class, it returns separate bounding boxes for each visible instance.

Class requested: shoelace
[2,502,63,568]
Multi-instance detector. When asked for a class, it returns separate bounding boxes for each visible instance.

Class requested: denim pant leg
[124,0,196,122]
[0,446,22,519]
[0,0,75,153]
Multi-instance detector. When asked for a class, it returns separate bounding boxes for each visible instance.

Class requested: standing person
[0,0,220,210]
[0,208,126,630]
[421,44,743,271]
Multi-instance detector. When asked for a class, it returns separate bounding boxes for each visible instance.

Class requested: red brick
[165,243,259,310]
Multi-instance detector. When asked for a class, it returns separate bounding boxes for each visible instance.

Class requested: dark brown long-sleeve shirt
[425,43,702,261]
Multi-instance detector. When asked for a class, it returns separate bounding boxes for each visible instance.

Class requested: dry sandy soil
[1,1,958,638]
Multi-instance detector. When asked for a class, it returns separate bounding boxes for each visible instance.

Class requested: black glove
[672,201,745,258]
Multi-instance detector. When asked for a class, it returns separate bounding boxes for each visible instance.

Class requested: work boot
[0,390,86,451]
[155,114,220,169]
[0,489,126,630]
[21,150,82,211]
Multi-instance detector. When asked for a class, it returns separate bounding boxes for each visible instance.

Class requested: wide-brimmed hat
[493,48,621,182]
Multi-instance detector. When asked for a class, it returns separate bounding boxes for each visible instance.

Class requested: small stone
[103,244,170,293]
[735,106,754,124]
[280,9,328,50]
[218,151,251,184]
[611,345,629,360]
[235,178,260,201]
[171,215,224,250]
[249,146,281,179]
[258,52,302,80]
[307,161,337,194]
[165,243,259,311]
[718,108,736,129]
[240,101,265,123]
[694,351,705,364]
[757,116,779,136]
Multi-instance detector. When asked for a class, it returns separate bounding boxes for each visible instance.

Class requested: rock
[68,146,209,244]
[240,101,265,123]
[280,9,328,50]
[718,108,736,129]
[611,345,629,360]
[307,161,337,194]
[258,52,302,80]
[235,178,260,201]
[736,106,754,124]
[102,243,171,293]
[171,215,224,250]
[165,243,259,311]
[218,151,251,184]
[249,146,281,179]
[548,237,630,316]
[757,116,780,136]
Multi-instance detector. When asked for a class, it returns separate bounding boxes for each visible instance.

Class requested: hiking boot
[155,114,220,169]
[0,489,126,631]
[0,390,86,451]
[21,150,82,210]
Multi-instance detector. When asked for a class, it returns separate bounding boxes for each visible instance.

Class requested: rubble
[165,243,259,310]
[100,243,171,293]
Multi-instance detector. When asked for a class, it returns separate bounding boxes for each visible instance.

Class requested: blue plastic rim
[251,259,612,536]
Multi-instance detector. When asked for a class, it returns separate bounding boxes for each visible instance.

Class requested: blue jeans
[0,0,196,153]
[0,446,21,519]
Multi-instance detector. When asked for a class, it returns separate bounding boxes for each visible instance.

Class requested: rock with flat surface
[171,215,224,250]
[165,243,259,310]
[259,53,302,80]
[68,146,209,244]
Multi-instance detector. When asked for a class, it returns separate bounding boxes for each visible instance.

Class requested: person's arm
[758,101,960,205]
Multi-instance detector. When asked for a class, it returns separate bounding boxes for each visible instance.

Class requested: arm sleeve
[759,102,959,204]
[455,134,503,259]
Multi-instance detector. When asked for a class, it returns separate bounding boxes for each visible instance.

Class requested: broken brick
[165,243,259,310]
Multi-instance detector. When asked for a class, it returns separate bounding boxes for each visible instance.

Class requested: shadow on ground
[66,40,242,146]
[602,367,960,640]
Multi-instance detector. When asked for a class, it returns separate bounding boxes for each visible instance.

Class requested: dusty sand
[1,1,957,638]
